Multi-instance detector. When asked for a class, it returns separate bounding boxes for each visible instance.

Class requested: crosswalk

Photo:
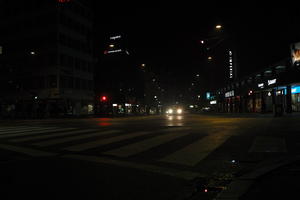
[0,125,288,180]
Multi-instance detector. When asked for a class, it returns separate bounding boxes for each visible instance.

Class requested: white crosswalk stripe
[10,129,97,142]
[104,131,189,157]
[64,127,190,152]
[0,126,34,131]
[0,127,60,135]
[159,132,232,166]
[33,130,122,147]
[0,128,77,139]
[0,144,55,157]
[64,131,153,152]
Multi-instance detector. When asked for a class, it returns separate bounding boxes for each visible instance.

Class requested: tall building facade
[0,0,95,117]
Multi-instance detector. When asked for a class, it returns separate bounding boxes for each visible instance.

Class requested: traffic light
[101,96,107,101]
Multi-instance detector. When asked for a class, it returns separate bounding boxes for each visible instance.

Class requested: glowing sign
[206,92,211,100]
[268,79,277,85]
[106,49,122,54]
[110,35,121,40]
[258,83,264,88]
[225,90,234,98]
[210,100,217,105]
[228,50,233,79]
[292,86,300,94]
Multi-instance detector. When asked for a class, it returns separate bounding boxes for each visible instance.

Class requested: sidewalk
[216,156,300,200]
[199,111,300,118]
[241,160,300,199]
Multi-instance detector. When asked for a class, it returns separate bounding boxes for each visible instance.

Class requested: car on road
[165,106,184,115]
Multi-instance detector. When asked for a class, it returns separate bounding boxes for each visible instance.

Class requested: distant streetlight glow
[109,44,114,48]
[30,51,36,55]
[208,56,212,60]
[200,40,205,44]
[216,25,222,29]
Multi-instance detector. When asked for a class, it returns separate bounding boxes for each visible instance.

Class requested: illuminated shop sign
[225,90,234,98]
[292,86,300,94]
[110,35,121,40]
[268,79,277,85]
[106,49,122,54]
[228,50,233,79]
[258,83,264,88]
[210,100,217,105]
[206,92,211,100]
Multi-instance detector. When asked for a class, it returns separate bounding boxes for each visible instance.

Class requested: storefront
[291,85,300,111]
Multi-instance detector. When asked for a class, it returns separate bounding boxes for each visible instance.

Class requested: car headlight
[168,109,173,114]
[177,109,182,114]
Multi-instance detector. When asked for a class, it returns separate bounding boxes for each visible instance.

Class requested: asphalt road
[0,113,299,199]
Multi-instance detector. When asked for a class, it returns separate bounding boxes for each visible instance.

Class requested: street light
[215,25,222,30]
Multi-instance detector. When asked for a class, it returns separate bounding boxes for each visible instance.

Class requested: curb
[215,155,300,200]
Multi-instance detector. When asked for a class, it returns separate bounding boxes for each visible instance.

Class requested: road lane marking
[0,128,77,139]
[0,126,34,131]
[62,154,204,181]
[0,126,51,132]
[33,130,122,147]
[10,129,97,142]
[249,136,287,152]
[159,132,232,166]
[104,132,189,157]
[0,127,60,135]
[64,131,155,152]
[0,144,55,157]
[64,128,190,152]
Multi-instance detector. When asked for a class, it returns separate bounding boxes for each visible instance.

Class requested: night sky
[92,3,300,93]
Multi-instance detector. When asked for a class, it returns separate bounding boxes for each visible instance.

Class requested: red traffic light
[101,96,107,101]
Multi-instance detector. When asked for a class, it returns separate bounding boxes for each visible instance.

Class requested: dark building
[0,0,95,117]
[95,35,146,115]
[94,34,164,115]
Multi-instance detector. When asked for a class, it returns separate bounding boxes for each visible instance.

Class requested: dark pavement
[0,113,300,199]
[240,159,300,200]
